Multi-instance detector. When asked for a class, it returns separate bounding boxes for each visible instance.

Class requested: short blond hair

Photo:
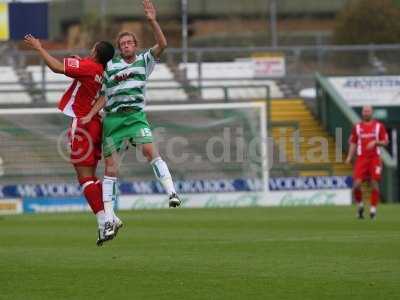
[116,31,138,50]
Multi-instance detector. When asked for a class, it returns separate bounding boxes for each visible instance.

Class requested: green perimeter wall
[316,73,398,203]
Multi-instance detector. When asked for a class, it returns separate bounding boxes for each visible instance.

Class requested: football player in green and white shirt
[82,0,180,241]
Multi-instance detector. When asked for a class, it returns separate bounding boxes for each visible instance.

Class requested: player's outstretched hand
[143,0,157,21]
[24,34,42,51]
[345,156,352,164]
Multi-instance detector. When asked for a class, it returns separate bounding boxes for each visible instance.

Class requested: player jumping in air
[345,105,389,219]
[82,0,181,240]
[24,35,117,245]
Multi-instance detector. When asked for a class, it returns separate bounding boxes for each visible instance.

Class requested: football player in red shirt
[345,105,389,219]
[24,34,116,245]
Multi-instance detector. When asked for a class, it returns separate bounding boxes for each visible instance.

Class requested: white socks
[113,211,121,224]
[151,157,176,196]
[100,158,174,225]
[102,176,118,223]
[96,210,120,227]
[96,210,106,230]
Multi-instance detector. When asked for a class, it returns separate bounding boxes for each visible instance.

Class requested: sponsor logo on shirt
[94,74,103,84]
[68,58,80,68]
[115,72,134,82]
[360,133,376,138]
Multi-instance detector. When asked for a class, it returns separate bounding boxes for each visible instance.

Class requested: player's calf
[353,186,363,219]
[357,205,364,219]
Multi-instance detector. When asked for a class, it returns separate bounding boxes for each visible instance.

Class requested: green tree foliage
[334,0,400,44]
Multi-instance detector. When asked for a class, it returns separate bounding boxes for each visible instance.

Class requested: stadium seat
[26,65,71,103]
[184,62,255,80]
[147,64,188,101]
[26,64,189,103]
[190,79,283,100]
[0,66,31,104]
[299,88,317,99]
[181,62,284,99]
[0,156,4,176]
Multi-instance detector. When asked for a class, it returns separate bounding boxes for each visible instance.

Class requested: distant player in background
[345,105,388,219]
[82,0,181,239]
[24,34,116,245]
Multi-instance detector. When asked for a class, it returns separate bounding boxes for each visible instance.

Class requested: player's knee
[106,170,117,177]
[105,158,118,177]
[105,165,118,177]
[142,146,157,161]
[371,181,380,190]
[143,151,153,162]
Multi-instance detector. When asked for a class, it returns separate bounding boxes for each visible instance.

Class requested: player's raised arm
[24,34,64,74]
[143,0,167,59]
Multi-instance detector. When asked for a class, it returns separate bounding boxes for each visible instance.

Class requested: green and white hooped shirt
[101,49,156,113]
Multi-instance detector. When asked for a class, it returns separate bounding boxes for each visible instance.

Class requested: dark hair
[116,31,138,50]
[95,41,115,68]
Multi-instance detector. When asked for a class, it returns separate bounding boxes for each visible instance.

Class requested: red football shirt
[58,57,104,118]
[349,120,388,158]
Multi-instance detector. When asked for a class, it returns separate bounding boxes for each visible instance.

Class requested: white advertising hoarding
[328,76,400,106]
[118,190,351,210]
[253,55,286,78]
[0,198,22,215]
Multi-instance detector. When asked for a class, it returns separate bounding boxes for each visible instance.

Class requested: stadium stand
[270,99,352,176]
[0,156,3,176]
[0,107,261,184]
[183,62,284,100]
[146,64,188,101]
[27,65,70,103]
[26,64,188,103]
[0,66,31,104]
[0,112,70,182]
[0,99,352,184]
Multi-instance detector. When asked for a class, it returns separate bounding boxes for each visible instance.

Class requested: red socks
[354,185,379,211]
[79,177,104,214]
[354,188,362,204]
[371,188,379,207]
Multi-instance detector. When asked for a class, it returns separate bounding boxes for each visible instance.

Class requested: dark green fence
[316,73,398,202]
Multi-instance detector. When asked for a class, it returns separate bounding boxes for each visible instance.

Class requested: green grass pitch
[1,205,399,300]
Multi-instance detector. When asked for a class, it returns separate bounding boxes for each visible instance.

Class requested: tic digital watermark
[56,125,346,170]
